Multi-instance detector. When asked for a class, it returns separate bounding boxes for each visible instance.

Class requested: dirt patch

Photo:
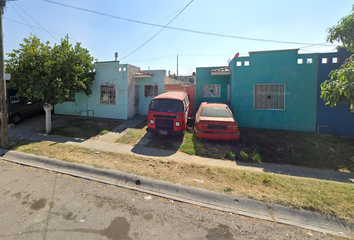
[50,118,121,139]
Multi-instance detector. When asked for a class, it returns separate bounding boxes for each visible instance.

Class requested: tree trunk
[43,103,53,134]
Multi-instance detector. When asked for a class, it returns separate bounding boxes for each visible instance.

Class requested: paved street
[0,160,341,240]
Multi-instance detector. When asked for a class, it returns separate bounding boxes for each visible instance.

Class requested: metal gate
[134,85,139,115]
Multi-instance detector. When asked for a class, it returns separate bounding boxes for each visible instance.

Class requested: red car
[194,102,240,141]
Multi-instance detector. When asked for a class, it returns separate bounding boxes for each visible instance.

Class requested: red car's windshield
[149,99,184,113]
[200,107,232,118]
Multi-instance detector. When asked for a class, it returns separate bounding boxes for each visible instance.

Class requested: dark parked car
[6,97,43,124]
[194,102,240,141]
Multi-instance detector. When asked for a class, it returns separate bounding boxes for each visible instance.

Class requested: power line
[9,1,43,41]
[42,0,334,47]
[12,1,60,43]
[180,53,232,57]
[120,7,185,55]
[4,17,112,58]
[129,54,176,63]
[120,0,194,60]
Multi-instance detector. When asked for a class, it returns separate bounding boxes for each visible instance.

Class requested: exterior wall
[53,93,89,116]
[165,77,182,84]
[317,49,354,136]
[165,84,196,117]
[229,49,318,131]
[55,61,140,120]
[195,66,230,110]
[137,70,166,116]
[127,65,141,119]
[179,75,196,83]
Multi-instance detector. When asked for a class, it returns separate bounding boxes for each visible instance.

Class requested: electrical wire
[120,7,185,55]
[4,17,113,58]
[119,0,194,60]
[42,0,334,47]
[129,54,176,63]
[12,1,60,43]
[180,53,232,57]
[9,2,44,41]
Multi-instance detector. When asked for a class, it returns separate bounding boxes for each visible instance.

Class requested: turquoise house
[134,70,180,116]
[229,49,318,131]
[55,61,140,119]
[196,49,320,132]
[316,48,354,136]
[195,66,231,109]
[55,61,180,119]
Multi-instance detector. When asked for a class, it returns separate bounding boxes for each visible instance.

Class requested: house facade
[55,61,180,119]
[316,49,354,135]
[134,70,180,116]
[195,66,231,109]
[195,48,354,136]
[55,61,139,119]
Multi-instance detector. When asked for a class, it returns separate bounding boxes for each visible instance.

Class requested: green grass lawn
[50,118,120,139]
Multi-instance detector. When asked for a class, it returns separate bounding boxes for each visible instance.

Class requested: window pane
[203,84,221,98]
[254,84,285,110]
[144,85,158,97]
[149,99,183,112]
[200,107,232,117]
[100,85,116,104]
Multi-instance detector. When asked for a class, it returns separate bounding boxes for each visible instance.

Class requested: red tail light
[196,123,208,130]
[227,125,238,132]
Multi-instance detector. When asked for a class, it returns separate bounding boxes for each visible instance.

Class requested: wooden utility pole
[177,54,179,81]
[0,0,8,148]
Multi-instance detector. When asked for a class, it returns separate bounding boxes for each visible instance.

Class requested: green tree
[321,6,354,108]
[5,35,95,132]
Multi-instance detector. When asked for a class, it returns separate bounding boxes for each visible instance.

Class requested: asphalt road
[0,160,341,240]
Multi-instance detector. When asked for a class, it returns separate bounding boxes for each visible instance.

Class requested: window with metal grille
[144,85,158,97]
[203,84,221,98]
[100,85,116,105]
[254,84,285,110]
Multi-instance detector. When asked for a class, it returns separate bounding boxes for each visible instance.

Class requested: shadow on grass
[131,131,183,157]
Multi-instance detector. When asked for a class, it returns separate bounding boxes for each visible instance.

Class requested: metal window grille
[254,84,285,110]
[144,85,158,97]
[100,85,116,105]
[203,84,221,98]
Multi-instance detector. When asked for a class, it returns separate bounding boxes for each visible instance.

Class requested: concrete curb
[1,150,353,237]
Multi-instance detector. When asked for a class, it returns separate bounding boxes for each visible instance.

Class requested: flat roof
[249,48,300,54]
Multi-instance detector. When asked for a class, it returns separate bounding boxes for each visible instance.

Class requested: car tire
[11,113,22,124]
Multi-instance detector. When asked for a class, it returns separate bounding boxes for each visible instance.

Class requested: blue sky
[4,0,353,75]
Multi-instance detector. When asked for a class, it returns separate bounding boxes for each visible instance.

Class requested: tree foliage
[320,56,354,107]
[327,5,354,52]
[5,35,95,104]
[321,6,354,108]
